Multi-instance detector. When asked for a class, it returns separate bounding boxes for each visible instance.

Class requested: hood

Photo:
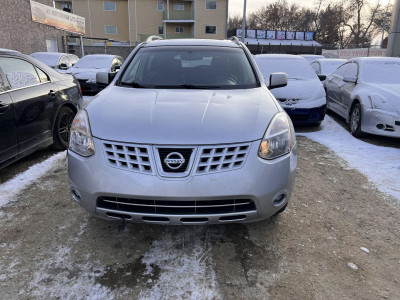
[269,78,323,100]
[86,86,279,145]
[364,83,400,114]
[70,68,109,80]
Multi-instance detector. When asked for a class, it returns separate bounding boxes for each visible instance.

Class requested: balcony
[163,10,195,22]
[139,33,194,42]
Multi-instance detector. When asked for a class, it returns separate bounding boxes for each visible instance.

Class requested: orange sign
[30,1,85,35]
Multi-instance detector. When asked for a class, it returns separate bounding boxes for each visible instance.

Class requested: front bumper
[361,106,400,138]
[68,138,297,225]
[284,104,327,124]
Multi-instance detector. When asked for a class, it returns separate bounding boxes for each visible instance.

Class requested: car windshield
[73,56,112,69]
[361,61,400,84]
[30,53,60,67]
[255,57,317,80]
[118,46,258,89]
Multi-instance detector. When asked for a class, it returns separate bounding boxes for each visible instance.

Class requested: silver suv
[67,37,297,225]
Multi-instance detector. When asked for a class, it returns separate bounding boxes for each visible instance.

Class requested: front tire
[349,103,364,138]
[53,106,76,150]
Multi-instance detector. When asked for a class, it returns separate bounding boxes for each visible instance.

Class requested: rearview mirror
[269,72,288,90]
[59,63,69,70]
[343,76,357,83]
[318,74,327,81]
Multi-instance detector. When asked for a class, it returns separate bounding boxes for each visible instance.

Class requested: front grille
[276,98,301,105]
[103,142,153,174]
[158,148,193,173]
[97,196,256,215]
[196,143,250,174]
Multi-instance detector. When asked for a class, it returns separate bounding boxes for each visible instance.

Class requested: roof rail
[145,35,163,43]
[230,36,241,45]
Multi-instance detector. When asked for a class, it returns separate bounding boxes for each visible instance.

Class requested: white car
[255,54,326,125]
[299,54,325,63]
[325,57,400,138]
[68,54,123,94]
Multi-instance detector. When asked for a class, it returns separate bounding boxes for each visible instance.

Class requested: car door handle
[48,90,56,97]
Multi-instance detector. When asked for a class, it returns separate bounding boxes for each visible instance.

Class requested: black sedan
[0,49,83,169]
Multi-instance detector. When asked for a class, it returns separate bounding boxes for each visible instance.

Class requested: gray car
[67,38,297,225]
[325,57,400,138]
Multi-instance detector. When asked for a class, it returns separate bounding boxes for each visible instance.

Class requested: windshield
[255,57,317,80]
[73,56,112,69]
[361,61,400,84]
[30,53,60,67]
[118,46,258,89]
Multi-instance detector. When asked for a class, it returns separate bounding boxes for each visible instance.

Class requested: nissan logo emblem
[164,152,185,169]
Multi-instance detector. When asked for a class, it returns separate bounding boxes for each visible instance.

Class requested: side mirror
[269,72,288,90]
[318,74,327,81]
[96,72,110,85]
[59,63,69,70]
[343,76,357,83]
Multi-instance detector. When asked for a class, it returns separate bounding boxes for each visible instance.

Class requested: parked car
[310,59,347,80]
[68,54,124,94]
[0,50,82,169]
[30,52,79,72]
[254,54,327,125]
[324,57,400,138]
[68,38,297,225]
[299,54,325,63]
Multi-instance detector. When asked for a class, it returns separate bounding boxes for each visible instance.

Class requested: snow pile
[298,115,400,201]
[139,228,221,300]
[0,151,66,208]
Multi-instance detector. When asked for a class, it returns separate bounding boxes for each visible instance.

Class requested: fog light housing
[273,193,286,206]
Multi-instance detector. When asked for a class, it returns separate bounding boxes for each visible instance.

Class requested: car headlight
[258,112,295,160]
[368,93,394,111]
[69,110,95,157]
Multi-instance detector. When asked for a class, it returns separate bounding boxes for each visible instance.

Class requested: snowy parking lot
[0,109,399,299]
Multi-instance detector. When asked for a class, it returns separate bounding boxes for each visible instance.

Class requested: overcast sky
[228,0,392,16]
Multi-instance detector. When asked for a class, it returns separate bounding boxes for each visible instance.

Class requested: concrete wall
[0,0,65,54]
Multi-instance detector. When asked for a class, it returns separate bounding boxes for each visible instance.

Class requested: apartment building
[55,0,229,44]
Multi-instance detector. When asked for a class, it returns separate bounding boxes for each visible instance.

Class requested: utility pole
[381,2,390,48]
[387,0,400,56]
[241,0,247,42]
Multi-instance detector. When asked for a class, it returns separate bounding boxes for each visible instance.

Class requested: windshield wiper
[119,81,149,88]
[154,84,220,89]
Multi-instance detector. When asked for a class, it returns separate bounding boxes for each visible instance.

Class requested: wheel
[349,103,364,138]
[53,106,76,150]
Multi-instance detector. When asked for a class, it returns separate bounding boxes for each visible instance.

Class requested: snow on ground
[139,228,221,300]
[0,151,66,208]
[297,115,400,201]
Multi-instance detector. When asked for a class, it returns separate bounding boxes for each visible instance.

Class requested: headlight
[69,110,95,157]
[258,112,295,160]
[368,93,393,111]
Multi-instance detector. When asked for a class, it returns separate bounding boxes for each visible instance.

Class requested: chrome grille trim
[195,143,251,174]
[102,142,154,174]
[97,197,257,215]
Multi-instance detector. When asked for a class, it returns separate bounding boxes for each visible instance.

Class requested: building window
[103,1,116,11]
[105,25,117,34]
[158,26,164,34]
[206,0,217,9]
[174,3,184,10]
[157,1,164,11]
[62,3,71,12]
[175,26,184,33]
[205,26,217,34]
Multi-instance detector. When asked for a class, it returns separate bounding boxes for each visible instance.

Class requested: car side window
[311,62,320,74]
[345,62,358,78]
[35,67,50,83]
[0,57,40,89]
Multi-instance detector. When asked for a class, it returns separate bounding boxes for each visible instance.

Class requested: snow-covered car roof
[349,56,400,65]
[314,58,347,64]
[143,39,240,48]
[30,52,66,67]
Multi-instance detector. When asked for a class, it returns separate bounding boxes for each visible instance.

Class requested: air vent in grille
[196,144,250,174]
[158,148,193,173]
[97,197,256,215]
[103,142,153,174]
